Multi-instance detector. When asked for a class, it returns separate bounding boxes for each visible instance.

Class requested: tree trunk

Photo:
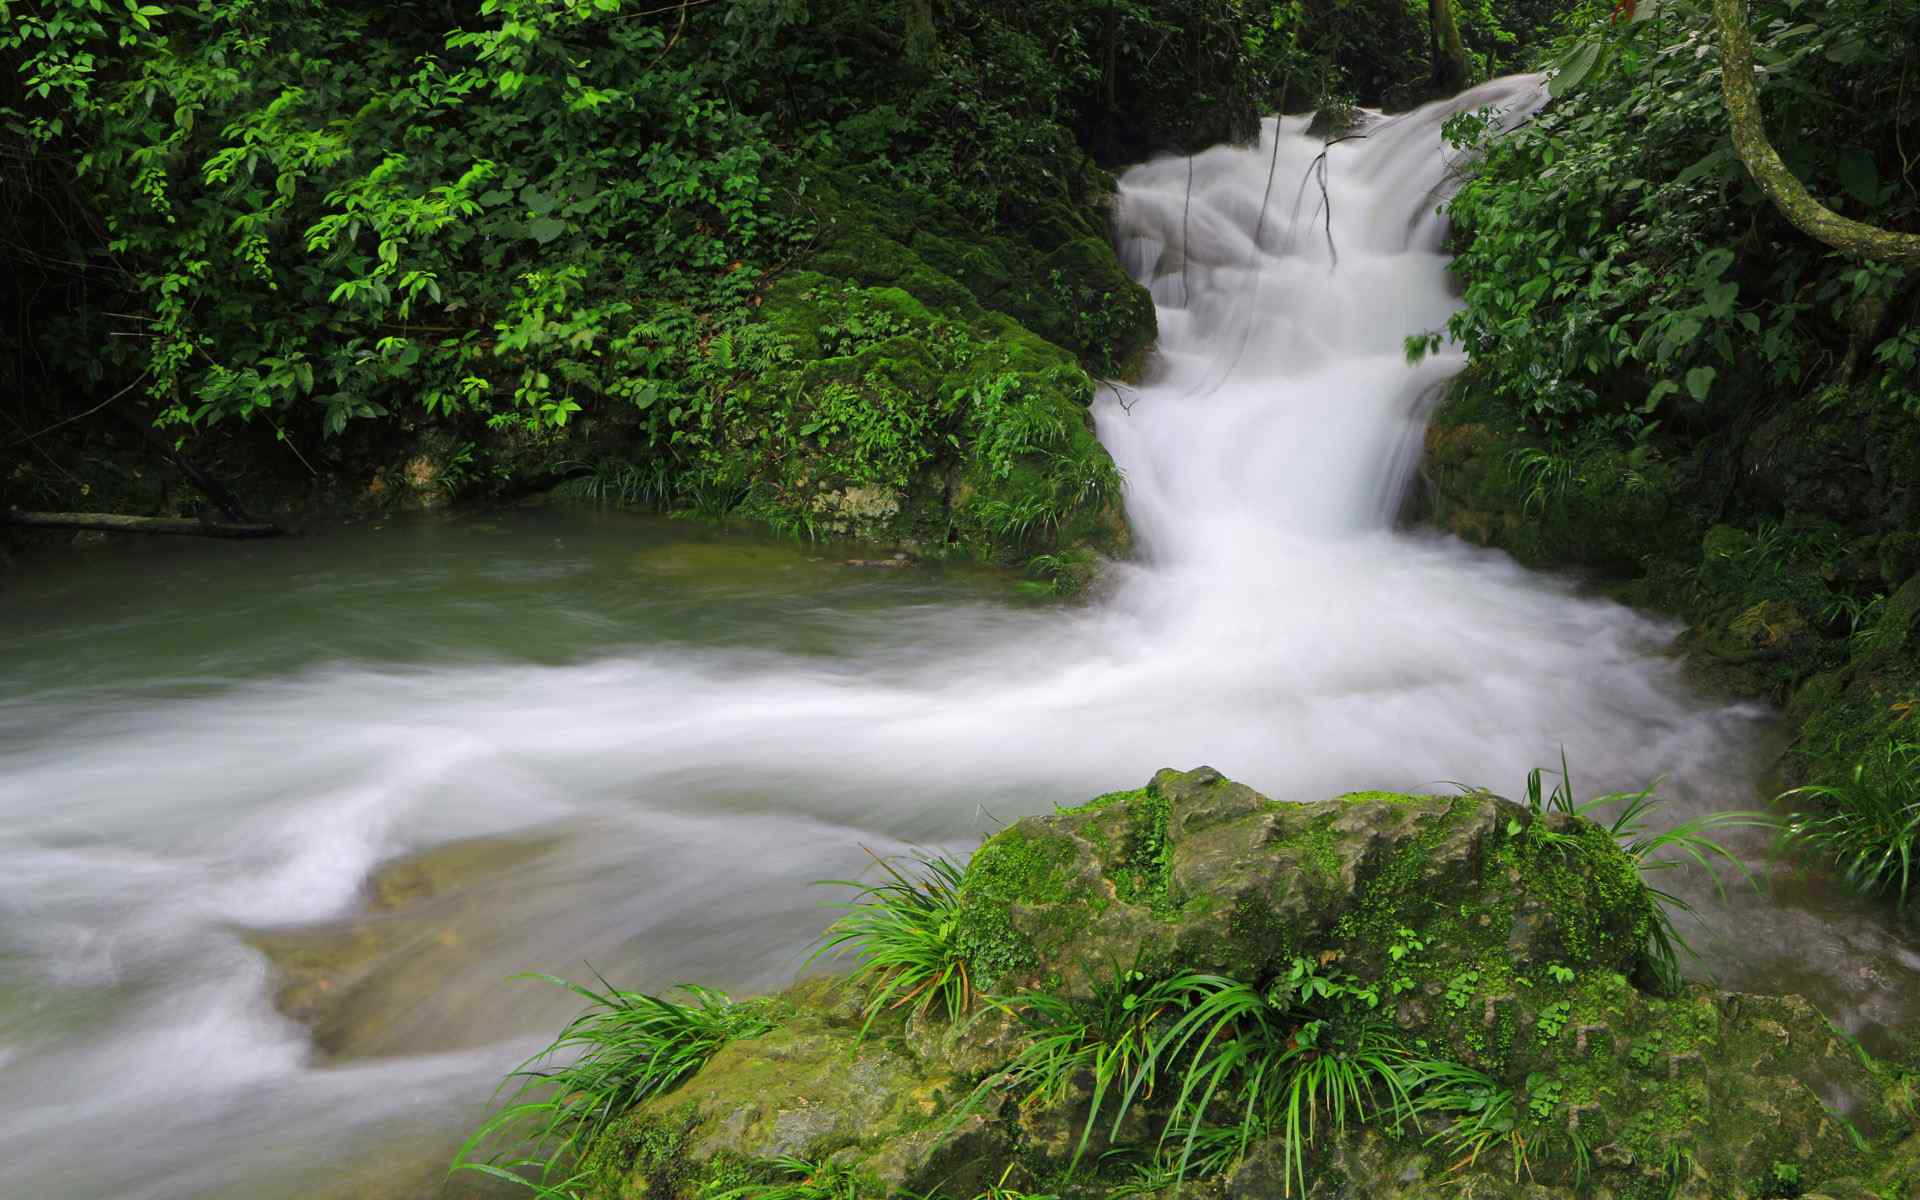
[1714,0,1920,266]
[4,511,284,538]
[1429,0,1471,93]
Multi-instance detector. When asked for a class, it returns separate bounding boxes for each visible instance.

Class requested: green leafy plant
[1780,739,1920,906]
[1399,1058,1526,1176]
[707,1154,865,1200]
[973,967,1206,1173]
[810,850,973,1037]
[454,976,775,1192]
[1143,964,1415,1197]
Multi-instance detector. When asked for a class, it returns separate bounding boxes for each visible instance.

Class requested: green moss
[953,825,1085,990]
[579,1102,706,1200]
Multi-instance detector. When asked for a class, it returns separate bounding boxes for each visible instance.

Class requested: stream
[4,78,1918,1199]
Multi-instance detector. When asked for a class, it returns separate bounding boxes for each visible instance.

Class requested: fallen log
[4,510,285,538]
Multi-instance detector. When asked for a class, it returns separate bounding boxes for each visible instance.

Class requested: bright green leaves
[1445,0,1916,443]
[9,0,796,445]
[1547,36,1605,97]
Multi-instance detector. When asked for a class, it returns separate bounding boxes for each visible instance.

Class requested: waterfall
[0,80,1797,1199]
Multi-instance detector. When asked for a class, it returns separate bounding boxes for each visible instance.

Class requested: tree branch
[1715,0,1920,265]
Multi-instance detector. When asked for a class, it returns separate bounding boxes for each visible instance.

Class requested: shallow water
[5,80,1919,1198]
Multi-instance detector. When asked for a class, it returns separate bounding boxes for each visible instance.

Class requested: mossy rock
[1420,383,1691,574]
[568,771,1918,1199]
[953,767,1652,1000]
[574,977,1010,1200]
[721,273,1130,564]
[794,165,1155,377]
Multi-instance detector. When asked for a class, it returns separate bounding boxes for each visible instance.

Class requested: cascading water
[5,81,1918,1199]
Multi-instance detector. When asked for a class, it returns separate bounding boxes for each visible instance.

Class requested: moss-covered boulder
[705,271,1132,563]
[952,767,1650,1002]
[568,770,1920,1200]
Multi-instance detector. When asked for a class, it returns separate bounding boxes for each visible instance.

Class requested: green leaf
[1825,37,1866,65]
[1703,280,1738,320]
[527,216,567,245]
[1835,150,1879,206]
[1549,40,1603,98]
[1694,248,1735,282]
[1685,366,1717,403]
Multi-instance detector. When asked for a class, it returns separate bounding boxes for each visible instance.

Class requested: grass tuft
[1486,753,1773,992]
[1781,739,1920,907]
[453,973,774,1192]
[809,849,974,1036]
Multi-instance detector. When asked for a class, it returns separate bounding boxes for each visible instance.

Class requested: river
[4,78,1917,1198]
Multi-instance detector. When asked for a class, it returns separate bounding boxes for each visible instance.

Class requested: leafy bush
[1436,0,1920,440]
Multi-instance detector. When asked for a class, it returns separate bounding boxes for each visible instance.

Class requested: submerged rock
[564,770,1920,1199]
[246,835,556,1060]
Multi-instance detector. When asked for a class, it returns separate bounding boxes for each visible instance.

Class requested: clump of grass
[954,958,1424,1198]
[973,967,1214,1172]
[454,975,775,1192]
[1781,739,1920,906]
[552,459,673,509]
[1147,965,1414,1198]
[1401,1059,1527,1177]
[809,849,973,1036]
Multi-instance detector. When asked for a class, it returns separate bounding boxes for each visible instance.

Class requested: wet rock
[584,977,1008,1197]
[246,835,555,1059]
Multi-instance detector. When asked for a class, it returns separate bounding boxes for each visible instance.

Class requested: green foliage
[706,1155,865,1200]
[975,968,1210,1173]
[1145,964,1411,1197]
[1439,0,1920,441]
[810,851,973,1037]
[1402,1059,1527,1176]
[1781,738,1920,905]
[454,976,776,1192]
[955,959,1435,1198]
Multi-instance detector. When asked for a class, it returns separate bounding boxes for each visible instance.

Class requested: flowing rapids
[4,80,1917,1198]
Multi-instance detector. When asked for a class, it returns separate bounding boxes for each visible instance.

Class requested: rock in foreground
[560,769,1920,1199]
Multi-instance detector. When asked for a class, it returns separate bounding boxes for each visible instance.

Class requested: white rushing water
[4,78,1849,1198]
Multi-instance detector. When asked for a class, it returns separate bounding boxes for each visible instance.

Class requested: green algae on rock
[528,769,1920,1200]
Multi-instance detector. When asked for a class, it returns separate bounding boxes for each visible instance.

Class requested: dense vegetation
[13,0,1920,1194]
[1,0,1541,573]
[1415,0,1920,903]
